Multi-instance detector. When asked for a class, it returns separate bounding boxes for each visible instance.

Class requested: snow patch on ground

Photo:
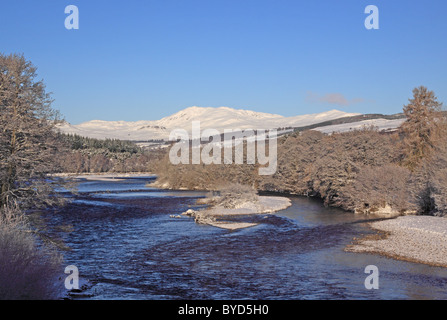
[314,118,405,134]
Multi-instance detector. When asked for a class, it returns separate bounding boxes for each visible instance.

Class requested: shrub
[0,205,62,300]
[207,183,259,209]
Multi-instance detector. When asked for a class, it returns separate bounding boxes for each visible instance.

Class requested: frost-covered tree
[0,53,64,211]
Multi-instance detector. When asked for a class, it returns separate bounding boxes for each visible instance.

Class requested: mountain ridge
[57,106,404,142]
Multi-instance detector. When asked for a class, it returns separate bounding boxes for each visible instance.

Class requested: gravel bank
[346,215,447,267]
[183,196,292,230]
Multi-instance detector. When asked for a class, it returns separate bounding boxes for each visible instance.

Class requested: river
[43,175,447,300]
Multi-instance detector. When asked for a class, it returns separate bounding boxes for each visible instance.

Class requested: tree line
[56,133,165,174]
[59,133,141,153]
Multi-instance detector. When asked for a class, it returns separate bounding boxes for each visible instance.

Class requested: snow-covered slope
[313,118,406,134]
[57,106,361,141]
[58,120,169,141]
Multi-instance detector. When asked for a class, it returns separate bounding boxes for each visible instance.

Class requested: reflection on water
[43,176,447,300]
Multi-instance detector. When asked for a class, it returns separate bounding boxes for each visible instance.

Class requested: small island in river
[180,183,292,230]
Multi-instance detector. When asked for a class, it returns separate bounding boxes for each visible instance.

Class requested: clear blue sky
[1,0,446,124]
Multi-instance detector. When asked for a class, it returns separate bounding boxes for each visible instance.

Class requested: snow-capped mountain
[57,106,361,141]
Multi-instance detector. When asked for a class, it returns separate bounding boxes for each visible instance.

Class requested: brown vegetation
[262,127,401,209]
[343,164,415,214]
[203,183,259,209]
[153,141,259,190]
[410,138,447,216]
[57,148,165,174]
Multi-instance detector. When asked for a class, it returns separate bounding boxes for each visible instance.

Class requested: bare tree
[0,53,65,212]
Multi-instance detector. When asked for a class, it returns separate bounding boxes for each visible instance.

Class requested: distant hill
[57,106,361,141]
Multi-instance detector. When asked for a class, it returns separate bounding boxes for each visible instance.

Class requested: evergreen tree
[400,86,443,170]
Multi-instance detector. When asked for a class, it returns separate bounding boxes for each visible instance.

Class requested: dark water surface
[44,176,447,300]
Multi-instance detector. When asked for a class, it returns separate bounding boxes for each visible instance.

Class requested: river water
[44,176,447,300]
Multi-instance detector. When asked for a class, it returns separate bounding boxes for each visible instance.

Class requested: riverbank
[51,172,156,181]
[346,215,447,268]
[183,196,292,230]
